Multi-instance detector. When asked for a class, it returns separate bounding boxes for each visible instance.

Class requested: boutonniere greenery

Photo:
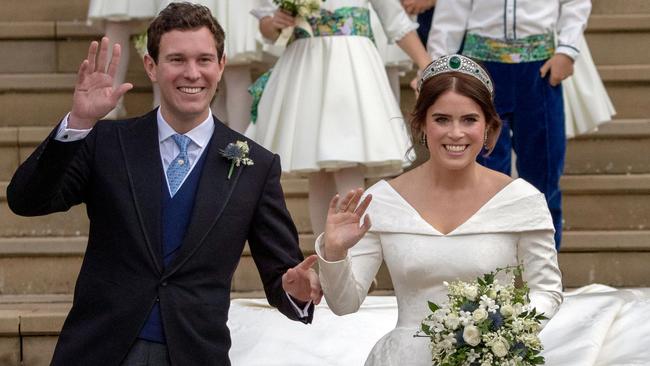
[220,140,254,179]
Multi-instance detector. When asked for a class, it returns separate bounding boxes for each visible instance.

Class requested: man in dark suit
[7,3,321,365]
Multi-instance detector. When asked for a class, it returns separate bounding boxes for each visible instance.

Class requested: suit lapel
[163,120,243,278]
[118,110,164,274]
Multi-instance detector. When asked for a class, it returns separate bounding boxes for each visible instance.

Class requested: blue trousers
[477,60,565,249]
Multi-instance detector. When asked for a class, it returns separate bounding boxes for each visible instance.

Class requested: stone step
[561,174,650,231]
[565,119,650,174]
[1,0,88,22]
[2,229,649,296]
[1,66,649,127]
[3,119,649,181]
[0,173,310,235]
[0,234,316,295]
[592,0,650,15]
[586,15,650,66]
[0,295,70,366]
[1,0,649,21]
[3,174,650,239]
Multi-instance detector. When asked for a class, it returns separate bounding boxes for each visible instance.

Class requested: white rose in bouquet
[463,325,481,346]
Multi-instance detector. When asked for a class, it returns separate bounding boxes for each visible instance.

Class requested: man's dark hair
[147,2,225,63]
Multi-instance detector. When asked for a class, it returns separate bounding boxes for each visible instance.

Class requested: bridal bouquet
[273,0,325,46]
[273,0,323,18]
[416,266,547,366]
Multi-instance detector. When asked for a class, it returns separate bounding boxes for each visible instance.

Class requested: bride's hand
[323,188,372,261]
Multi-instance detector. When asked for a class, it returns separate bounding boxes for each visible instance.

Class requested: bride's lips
[443,144,469,154]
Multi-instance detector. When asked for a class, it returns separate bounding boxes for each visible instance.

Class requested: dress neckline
[379,178,520,236]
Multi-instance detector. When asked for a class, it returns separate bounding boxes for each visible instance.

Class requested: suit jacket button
[155,297,160,302]
[161,281,168,287]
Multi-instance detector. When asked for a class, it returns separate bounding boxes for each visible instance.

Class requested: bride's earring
[483,130,489,150]
[420,133,428,147]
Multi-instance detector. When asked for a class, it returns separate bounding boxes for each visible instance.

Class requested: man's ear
[219,53,227,70]
[143,54,157,82]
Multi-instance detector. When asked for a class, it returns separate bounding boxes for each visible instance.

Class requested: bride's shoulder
[383,169,417,193]
[482,168,541,198]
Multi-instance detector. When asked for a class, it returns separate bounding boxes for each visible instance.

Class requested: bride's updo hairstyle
[411,58,502,156]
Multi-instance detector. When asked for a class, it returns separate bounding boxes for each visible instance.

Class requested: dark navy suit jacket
[7,109,312,365]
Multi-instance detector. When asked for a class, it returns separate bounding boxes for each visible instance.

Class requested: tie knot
[171,134,191,153]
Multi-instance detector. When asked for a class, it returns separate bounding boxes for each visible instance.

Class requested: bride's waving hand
[322,189,373,262]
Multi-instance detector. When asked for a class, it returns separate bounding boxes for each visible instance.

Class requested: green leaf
[428,301,440,312]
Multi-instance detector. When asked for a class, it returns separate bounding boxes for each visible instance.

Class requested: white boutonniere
[220,140,254,179]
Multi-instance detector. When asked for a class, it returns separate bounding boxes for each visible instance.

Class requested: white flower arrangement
[220,140,253,179]
[273,0,323,18]
[416,266,547,366]
[272,0,325,46]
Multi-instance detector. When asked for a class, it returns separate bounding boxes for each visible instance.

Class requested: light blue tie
[167,134,192,197]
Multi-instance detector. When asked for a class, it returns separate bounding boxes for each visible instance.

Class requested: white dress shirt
[427,0,592,60]
[55,110,311,317]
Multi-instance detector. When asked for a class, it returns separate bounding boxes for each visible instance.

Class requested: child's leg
[104,21,131,119]
[223,64,253,133]
[210,83,228,123]
[308,171,337,236]
[386,66,401,104]
[333,167,366,204]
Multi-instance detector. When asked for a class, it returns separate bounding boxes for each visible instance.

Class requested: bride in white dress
[226,55,650,366]
[316,55,564,365]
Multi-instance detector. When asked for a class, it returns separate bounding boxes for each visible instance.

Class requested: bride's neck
[421,161,482,191]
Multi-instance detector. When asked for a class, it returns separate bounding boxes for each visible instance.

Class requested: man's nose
[183,61,201,80]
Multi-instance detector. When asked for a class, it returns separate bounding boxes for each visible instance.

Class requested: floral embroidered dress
[247,0,417,177]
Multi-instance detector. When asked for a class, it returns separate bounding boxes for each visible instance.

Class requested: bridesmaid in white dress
[371,0,438,103]
[316,55,563,365]
[563,35,616,138]
[250,0,432,236]
[156,0,262,133]
[87,0,159,119]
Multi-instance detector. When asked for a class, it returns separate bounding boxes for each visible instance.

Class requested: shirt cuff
[54,113,92,142]
[555,45,580,61]
[286,292,311,318]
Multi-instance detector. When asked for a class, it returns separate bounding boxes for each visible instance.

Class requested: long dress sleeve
[518,229,563,321]
[316,231,383,315]
[426,0,472,57]
[369,0,418,43]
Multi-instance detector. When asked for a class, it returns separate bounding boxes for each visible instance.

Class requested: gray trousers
[120,339,171,366]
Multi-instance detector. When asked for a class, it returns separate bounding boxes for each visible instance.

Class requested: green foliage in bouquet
[416,265,548,366]
[273,0,325,18]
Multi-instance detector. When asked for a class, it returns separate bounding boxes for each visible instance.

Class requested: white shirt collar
[157,108,215,148]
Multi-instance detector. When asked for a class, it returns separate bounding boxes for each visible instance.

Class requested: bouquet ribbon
[275,17,313,46]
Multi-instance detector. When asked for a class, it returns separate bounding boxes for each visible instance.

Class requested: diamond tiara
[417,54,494,96]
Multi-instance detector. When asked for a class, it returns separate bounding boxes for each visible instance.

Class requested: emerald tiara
[417,54,494,96]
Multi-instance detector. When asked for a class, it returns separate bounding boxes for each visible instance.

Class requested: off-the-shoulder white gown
[317,178,563,365]
[225,179,650,365]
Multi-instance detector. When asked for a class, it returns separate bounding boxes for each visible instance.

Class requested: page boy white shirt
[427,0,592,60]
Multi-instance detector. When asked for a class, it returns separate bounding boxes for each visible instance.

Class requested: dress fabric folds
[224,182,650,365]
[157,0,261,63]
[247,0,417,177]
[317,178,563,365]
[227,287,650,365]
[88,0,159,21]
[563,35,616,138]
